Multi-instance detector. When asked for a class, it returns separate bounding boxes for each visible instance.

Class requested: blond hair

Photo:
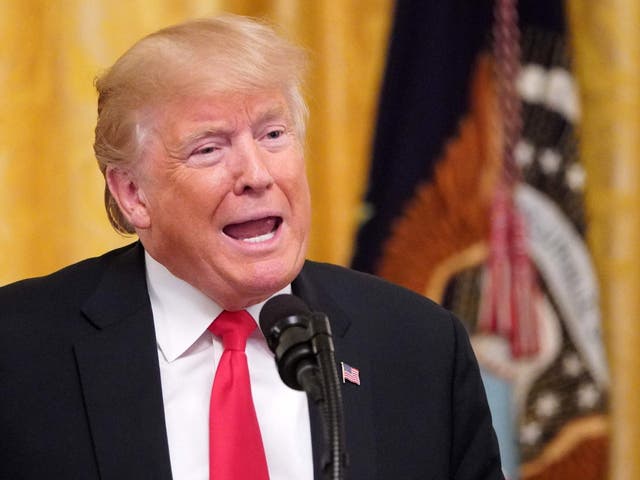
[94,15,308,234]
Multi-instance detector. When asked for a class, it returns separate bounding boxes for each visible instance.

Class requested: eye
[187,142,224,167]
[266,129,284,139]
[193,145,218,155]
[260,127,291,150]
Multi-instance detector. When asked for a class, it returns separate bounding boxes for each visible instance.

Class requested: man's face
[127,89,311,310]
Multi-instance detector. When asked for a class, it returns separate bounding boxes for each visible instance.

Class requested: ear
[105,166,151,229]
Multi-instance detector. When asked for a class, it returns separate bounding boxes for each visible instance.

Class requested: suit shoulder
[0,243,138,308]
[297,261,469,360]
[300,260,450,321]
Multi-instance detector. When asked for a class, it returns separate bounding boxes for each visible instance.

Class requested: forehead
[153,89,291,133]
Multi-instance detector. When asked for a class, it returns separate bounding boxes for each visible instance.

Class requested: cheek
[168,169,230,207]
[278,152,308,193]
[289,179,312,232]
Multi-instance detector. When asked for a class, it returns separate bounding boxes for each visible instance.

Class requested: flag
[341,363,361,386]
[351,1,609,478]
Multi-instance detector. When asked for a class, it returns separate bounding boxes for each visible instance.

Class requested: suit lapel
[293,262,377,480]
[74,244,172,480]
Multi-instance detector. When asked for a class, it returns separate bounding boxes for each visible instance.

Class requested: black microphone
[259,294,322,399]
[259,294,347,480]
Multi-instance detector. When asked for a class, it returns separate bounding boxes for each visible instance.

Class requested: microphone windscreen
[259,294,311,335]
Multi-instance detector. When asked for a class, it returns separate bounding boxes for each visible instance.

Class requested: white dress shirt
[145,252,314,480]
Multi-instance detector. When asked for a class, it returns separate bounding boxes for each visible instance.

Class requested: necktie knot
[209,310,256,351]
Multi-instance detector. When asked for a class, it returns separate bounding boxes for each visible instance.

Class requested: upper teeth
[242,231,275,243]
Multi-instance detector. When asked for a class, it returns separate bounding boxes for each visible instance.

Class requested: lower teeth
[242,231,275,243]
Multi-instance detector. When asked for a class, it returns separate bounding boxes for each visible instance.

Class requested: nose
[232,136,274,195]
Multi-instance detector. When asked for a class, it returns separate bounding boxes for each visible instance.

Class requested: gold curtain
[567,2,640,479]
[0,0,392,285]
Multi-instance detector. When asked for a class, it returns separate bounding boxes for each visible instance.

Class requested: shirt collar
[144,251,291,362]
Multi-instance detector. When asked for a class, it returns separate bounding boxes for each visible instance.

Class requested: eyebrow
[180,125,231,145]
[253,103,288,124]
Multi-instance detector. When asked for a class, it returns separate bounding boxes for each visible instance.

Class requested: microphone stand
[261,301,348,480]
[308,313,348,480]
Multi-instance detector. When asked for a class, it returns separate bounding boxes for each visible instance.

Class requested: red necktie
[208,310,270,480]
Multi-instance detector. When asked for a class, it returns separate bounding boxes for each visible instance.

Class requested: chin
[244,257,302,296]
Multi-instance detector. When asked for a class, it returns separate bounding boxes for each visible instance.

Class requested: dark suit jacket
[0,243,503,479]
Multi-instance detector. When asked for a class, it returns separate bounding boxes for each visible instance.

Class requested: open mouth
[223,216,282,243]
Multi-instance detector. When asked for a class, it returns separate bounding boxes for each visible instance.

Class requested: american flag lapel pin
[341,362,361,385]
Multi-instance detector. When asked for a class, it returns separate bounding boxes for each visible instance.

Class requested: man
[0,15,503,480]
